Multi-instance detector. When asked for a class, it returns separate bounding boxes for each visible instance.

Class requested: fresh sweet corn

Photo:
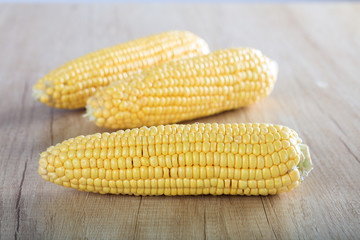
[38,123,313,196]
[86,48,278,129]
[32,31,209,109]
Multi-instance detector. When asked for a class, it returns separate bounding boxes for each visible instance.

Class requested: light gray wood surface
[0,3,359,239]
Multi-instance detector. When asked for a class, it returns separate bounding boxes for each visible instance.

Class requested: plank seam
[14,159,28,240]
[260,197,278,240]
[132,196,142,240]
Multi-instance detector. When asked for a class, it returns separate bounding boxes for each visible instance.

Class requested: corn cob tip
[32,80,52,104]
[270,60,279,81]
[298,144,313,180]
[83,104,96,122]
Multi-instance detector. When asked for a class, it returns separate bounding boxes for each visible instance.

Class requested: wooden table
[1,3,359,239]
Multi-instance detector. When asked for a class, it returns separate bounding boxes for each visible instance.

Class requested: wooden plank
[0,3,359,239]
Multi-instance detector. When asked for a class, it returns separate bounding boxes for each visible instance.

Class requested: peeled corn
[38,123,313,196]
[32,31,209,109]
[86,48,278,129]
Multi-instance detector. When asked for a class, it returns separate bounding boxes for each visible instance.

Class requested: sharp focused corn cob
[86,48,278,129]
[32,31,209,109]
[38,123,312,196]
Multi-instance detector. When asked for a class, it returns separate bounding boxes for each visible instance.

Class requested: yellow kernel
[168,143,176,155]
[206,152,214,166]
[239,180,247,189]
[287,146,297,159]
[286,160,296,170]
[148,166,154,179]
[264,155,273,168]
[249,169,255,179]
[279,149,289,163]
[140,166,148,179]
[82,168,91,178]
[132,157,140,168]
[279,164,288,175]
[239,144,245,154]
[55,167,65,177]
[155,167,162,178]
[243,134,250,144]
[289,169,300,182]
[103,159,110,170]
[280,131,290,139]
[274,140,282,151]
[235,155,242,168]
[220,153,227,167]
[118,157,126,169]
[251,134,259,144]
[282,175,291,186]
[267,143,275,154]
[241,169,249,180]
[220,167,227,179]
[249,155,257,168]
[193,166,200,179]
[148,145,155,156]
[74,169,82,179]
[282,140,290,149]
[242,155,249,169]
[200,167,206,179]
[248,180,257,188]
[255,169,262,180]
[270,165,280,177]
[271,152,280,165]
[262,168,271,179]
[176,143,183,154]
[274,177,282,188]
[206,166,214,178]
[265,179,274,189]
[172,155,178,167]
[126,169,132,180]
[64,160,73,169]
[246,144,252,154]
[84,149,93,158]
[150,156,158,167]
[125,157,132,168]
[141,157,149,166]
[217,143,225,152]
[253,144,260,155]
[265,133,274,142]
[165,156,172,168]
[110,158,118,169]
[260,144,268,155]
[80,158,89,168]
[257,179,265,188]
[170,167,178,178]
[228,154,235,168]
[193,152,199,165]
[186,166,193,178]
[185,152,193,166]
[158,156,165,167]
[231,143,239,154]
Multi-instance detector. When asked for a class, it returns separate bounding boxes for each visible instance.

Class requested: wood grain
[1,3,359,239]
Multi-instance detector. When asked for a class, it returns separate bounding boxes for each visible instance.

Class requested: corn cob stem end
[83,104,96,121]
[32,80,54,105]
[298,144,313,181]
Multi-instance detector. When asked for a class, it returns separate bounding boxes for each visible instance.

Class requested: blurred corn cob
[32,31,209,109]
[86,48,278,129]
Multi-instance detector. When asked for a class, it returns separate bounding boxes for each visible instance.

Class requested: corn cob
[32,31,209,109]
[38,123,313,196]
[85,48,278,129]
